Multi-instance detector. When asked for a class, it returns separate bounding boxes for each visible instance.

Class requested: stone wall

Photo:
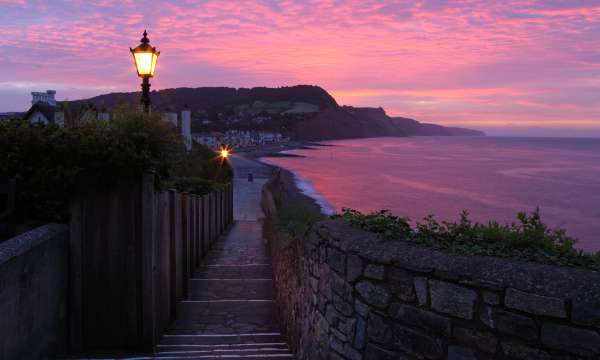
[262,181,600,359]
[0,224,69,360]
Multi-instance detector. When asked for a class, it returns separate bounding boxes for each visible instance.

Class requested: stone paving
[229,155,270,221]
[154,155,294,359]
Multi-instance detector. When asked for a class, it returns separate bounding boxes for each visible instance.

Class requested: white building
[181,109,192,151]
[24,103,64,126]
[192,132,222,149]
[259,132,283,143]
[31,90,57,107]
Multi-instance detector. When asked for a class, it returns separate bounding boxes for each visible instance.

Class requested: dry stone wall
[263,200,600,360]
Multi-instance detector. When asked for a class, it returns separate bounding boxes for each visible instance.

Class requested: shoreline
[234,141,334,159]
[238,142,330,216]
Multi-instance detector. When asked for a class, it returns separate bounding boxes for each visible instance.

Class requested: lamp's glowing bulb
[220,149,230,159]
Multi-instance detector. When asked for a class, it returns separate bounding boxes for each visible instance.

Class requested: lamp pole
[130,30,160,114]
[141,76,151,113]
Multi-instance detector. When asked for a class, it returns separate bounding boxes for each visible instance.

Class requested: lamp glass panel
[150,53,158,76]
[134,52,154,76]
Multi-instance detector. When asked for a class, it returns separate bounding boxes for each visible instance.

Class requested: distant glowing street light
[130,30,160,113]
[220,148,230,159]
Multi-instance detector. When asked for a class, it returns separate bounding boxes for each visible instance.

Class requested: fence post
[191,196,198,270]
[221,189,225,231]
[198,195,205,256]
[217,190,223,236]
[181,193,190,297]
[68,194,83,353]
[195,195,201,266]
[211,192,217,243]
[169,190,181,319]
[229,182,234,223]
[202,195,209,252]
[207,193,212,245]
[141,173,157,349]
[157,192,171,335]
[229,182,232,224]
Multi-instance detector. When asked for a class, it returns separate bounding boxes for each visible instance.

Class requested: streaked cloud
[0,0,599,136]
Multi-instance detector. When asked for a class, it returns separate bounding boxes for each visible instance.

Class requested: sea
[261,137,600,252]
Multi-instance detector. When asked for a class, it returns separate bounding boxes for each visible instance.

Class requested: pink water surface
[262,137,600,252]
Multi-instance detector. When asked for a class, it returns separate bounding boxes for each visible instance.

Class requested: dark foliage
[334,208,600,270]
[0,110,231,223]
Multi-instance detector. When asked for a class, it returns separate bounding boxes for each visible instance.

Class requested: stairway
[154,221,294,359]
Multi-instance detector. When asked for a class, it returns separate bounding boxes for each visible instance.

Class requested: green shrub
[0,107,230,223]
[171,145,233,184]
[166,177,222,195]
[334,208,600,270]
[277,204,324,245]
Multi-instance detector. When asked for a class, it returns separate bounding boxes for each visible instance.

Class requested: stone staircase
[153,221,294,359]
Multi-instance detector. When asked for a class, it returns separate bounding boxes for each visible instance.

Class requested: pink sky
[1,0,599,136]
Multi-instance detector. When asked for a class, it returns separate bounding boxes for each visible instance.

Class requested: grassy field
[235,101,319,115]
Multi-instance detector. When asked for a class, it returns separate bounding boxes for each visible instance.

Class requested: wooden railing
[69,174,233,353]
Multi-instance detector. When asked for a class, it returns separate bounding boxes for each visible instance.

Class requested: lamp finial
[141,30,149,44]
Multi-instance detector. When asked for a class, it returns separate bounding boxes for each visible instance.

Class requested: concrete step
[159,333,286,346]
[201,251,270,266]
[168,301,280,334]
[152,354,294,359]
[155,347,292,357]
[125,355,294,360]
[188,279,274,301]
[156,343,289,352]
[194,264,272,280]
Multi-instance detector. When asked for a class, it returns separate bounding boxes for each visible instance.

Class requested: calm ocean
[261,137,600,252]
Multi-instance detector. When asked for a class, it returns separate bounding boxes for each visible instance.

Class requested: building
[181,109,192,151]
[23,103,64,126]
[31,90,56,107]
[23,90,64,126]
[259,131,283,143]
[0,112,24,121]
[191,132,223,149]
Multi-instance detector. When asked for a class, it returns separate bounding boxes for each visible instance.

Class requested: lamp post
[130,30,160,113]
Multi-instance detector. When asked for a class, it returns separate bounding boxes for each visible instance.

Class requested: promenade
[154,155,293,359]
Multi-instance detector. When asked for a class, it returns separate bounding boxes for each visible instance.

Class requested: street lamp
[130,30,160,113]
[220,148,230,159]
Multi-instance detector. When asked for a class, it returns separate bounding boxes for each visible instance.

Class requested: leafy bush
[171,145,233,184]
[0,107,231,223]
[277,204,324,245]
[165,177,223,195]
[334,208,600,270]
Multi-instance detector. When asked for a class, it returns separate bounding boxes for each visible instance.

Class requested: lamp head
[130,30,160,77]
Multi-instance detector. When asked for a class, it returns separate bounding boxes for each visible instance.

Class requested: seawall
[262,172,600,359]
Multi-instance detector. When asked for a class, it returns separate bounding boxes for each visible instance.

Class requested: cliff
[391,116,486,136]
[290,107,404,141]
[64,85,338,111]
[65,85,485,140]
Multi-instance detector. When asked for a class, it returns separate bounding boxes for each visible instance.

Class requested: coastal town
[0,89,291,151]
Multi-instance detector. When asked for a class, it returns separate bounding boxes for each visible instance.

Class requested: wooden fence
[0,177,16,240]
[69,174,233,353]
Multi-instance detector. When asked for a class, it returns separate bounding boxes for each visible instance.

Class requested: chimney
[181,107,192,152]
[31,90,57,107]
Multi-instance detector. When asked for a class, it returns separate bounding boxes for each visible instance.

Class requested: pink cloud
[0,0,599,136]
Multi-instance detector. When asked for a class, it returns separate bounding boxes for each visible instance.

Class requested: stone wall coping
[0,224,68,266]
[314,219,600,301]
